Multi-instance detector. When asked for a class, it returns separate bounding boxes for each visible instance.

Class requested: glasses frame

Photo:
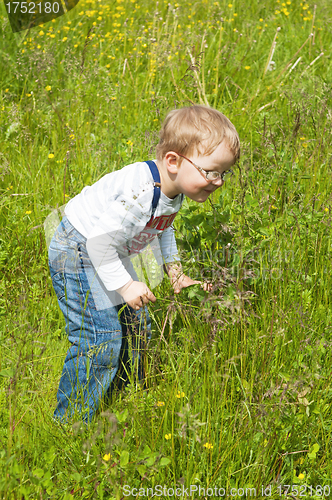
[176,153,234,182]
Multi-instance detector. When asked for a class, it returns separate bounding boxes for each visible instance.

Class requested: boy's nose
[211,177,224,187]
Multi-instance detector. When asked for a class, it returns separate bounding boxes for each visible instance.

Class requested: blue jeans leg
[49,218,151,423]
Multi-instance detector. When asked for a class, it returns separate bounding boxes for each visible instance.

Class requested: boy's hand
[165,262,212,294]
[116,278,156,310]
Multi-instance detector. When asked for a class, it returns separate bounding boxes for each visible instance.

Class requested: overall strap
[145,160,161,219]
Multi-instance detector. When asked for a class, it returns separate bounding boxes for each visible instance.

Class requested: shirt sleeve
[158,225,181,264]
[86,191,152,291]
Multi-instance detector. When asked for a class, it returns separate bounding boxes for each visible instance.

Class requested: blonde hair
[156,105,240,163]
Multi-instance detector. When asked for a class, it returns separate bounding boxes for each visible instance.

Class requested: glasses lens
[206,171,221,180]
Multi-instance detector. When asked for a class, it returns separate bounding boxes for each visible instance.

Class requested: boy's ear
[164,152,179,174]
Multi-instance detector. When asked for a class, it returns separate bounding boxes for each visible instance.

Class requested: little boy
[48,104,240,423]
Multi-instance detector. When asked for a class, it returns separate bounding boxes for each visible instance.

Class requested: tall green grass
[1,0,332,497]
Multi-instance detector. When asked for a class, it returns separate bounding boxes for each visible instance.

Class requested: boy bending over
[48,104,240,423]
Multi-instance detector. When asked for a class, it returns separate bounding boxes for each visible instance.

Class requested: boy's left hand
[165,262,212,294]
[172,274,212,294]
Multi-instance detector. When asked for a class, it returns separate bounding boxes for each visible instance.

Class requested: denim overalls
[48,161,161,423]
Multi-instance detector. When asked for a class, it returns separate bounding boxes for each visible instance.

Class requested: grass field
[1,0,332,497]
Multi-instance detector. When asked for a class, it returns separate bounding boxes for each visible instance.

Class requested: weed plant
[1,0,332,498]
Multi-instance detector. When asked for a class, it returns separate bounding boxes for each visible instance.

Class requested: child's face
[166,141,235,202]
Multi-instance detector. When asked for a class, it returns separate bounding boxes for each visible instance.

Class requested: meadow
[1,0,332,497]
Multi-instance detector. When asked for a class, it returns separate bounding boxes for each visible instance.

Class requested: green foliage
[1,0,332,497]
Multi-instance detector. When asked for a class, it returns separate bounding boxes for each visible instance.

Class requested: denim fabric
[48,216,151,423]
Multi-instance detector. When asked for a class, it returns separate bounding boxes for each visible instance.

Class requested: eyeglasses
[177,154,234,182]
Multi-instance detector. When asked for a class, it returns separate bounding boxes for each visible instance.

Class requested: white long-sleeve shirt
[65,160,184,291]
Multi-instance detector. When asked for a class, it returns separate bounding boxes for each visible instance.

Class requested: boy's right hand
[116,278,156,310]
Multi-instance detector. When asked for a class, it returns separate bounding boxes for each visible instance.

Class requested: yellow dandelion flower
[62,37,68,42]
[39,30,44,35]
[25,210,32,214]
[176,392,185,398]
[98,16,102,20]
[271,205,277,209]
[203,442,213,449]
[103,453,111,461]
[259,18,263,21]
[165,434,172,440]
[79,11,84,14]
[324,208,329,212]
[48,153,55,159]
[157,401,165,407]
[245,66,251,70]
[228,3,232,7]
[302,142,308,148]
[298,473,305,479]
[45,85,52,91]
[26,93,31,97]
